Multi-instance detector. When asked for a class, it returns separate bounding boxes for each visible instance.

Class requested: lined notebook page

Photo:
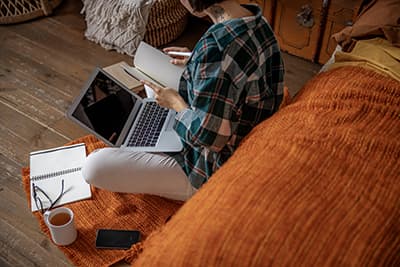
[30,143,91,212]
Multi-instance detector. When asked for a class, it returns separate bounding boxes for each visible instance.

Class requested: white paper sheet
[30,143,91,212]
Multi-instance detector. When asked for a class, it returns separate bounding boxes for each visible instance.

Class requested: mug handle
[43,210,51,226]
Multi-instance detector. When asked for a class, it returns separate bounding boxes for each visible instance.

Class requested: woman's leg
[82,148,196,201]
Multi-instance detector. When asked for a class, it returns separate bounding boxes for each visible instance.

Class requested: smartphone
[95,229,141,249]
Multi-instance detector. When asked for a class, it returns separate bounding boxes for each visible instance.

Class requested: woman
[82,0,284,201]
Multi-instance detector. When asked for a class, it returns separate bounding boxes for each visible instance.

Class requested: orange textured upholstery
[132,66,400,266]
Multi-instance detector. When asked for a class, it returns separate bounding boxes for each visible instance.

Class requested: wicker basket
[145,0,188,47]
[0,0,63,24]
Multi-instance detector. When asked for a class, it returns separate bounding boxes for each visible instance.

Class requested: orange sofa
[131,66,400,266]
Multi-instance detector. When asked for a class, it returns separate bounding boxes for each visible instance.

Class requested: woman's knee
[82,148,113,185]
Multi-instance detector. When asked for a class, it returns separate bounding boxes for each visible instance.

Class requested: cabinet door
[318,0,362,64]
[273,0,324,61]
[263,0,276,26]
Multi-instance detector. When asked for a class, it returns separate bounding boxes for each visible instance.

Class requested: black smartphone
[95,229,141,249]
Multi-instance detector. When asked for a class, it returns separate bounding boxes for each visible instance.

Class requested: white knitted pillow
[81,0,155,56]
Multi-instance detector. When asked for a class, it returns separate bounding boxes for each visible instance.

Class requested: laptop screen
[70,71,138,145]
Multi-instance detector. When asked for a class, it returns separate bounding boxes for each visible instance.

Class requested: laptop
[67,67,183,152]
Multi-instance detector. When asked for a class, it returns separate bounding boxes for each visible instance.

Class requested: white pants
[82,148,197,201]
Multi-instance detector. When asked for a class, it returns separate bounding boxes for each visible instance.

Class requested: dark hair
[189,0,224,12]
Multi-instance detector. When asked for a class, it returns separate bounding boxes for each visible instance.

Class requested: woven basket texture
[145,0,188,47]
[0,0,63,24]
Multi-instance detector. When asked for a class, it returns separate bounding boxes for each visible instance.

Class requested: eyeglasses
[32,179,65,214]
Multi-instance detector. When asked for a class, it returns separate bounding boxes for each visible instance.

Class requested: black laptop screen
[71,71,137,145]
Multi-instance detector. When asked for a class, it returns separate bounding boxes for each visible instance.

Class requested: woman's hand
[163,46,191,66]
[141,80,188,112]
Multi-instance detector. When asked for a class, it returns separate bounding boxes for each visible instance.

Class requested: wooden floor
[0,0,320,266]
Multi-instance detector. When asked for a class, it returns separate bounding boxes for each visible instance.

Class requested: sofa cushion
[133,66,400,266]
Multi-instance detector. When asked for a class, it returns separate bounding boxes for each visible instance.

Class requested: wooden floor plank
[0,77,89,140]
[0,213,71,267]
[3,19,130,73]
[48,0,87,32]
[0,102,69,165]
[0,187,45,239]
[1,29,98,89]
[0,153,23,191]
[281,53,321,96]
[0,48,82,103]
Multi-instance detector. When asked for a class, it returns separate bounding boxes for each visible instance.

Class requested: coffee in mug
[44,207,77,246]
[49,212,71,226]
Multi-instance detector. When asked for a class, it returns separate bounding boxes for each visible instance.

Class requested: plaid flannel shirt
[171,5,285,188]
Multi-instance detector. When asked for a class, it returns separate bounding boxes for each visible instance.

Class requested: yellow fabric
[329,38,400,81]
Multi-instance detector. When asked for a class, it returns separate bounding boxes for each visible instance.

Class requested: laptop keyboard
[127,102,169,147]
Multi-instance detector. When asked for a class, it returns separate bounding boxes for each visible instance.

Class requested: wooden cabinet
[272,0,324,61]
[318,0,361,63]
[262,0,275,24]
[259,0,363,63]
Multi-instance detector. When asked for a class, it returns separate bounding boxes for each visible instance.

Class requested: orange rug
[22,135,183,266]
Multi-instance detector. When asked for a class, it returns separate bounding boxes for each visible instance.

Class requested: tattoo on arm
[209,5,226,21]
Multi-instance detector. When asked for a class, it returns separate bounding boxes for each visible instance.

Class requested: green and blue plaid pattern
[172,5,285,188]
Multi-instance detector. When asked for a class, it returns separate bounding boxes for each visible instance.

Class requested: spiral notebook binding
[30,167,82,182]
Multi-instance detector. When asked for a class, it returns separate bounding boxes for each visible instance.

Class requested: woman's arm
[173,45,238,152]
[140,80,188,112]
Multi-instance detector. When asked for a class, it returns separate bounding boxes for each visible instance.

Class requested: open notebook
[30,143,91,212]
[122,41,185,95]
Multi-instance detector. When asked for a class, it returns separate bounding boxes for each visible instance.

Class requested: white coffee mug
[44,207,77,246]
